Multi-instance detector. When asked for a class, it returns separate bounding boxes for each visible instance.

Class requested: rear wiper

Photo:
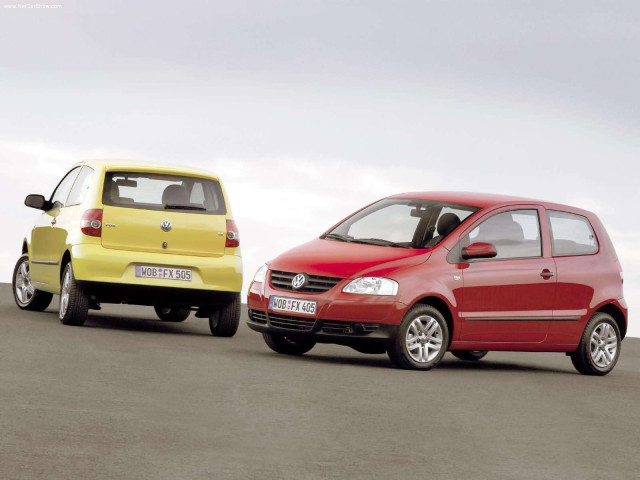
[164,204,207,211]
[352,238,412,248]
[322,233,353,242]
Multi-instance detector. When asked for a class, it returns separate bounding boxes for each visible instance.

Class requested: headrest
[478,215,525,242]
[162,185,189,205]
[437,213,461,237]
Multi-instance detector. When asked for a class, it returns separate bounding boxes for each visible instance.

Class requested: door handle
[540,269,554,279]
[51,218,57,225]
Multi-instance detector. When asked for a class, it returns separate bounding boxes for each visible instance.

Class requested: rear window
[548,210,598,256]
[103,172,226,214]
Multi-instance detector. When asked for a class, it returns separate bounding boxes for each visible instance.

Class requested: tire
[451,350,488,361]
[388,304,449,370]
[59,262,89,326]
[570,313,621,376]
[262,333,316,356]
[209,293,240,337]
[12,254,53,311]
[154,306,190,322]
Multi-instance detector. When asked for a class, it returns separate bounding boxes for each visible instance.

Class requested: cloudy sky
[1,1,638,335]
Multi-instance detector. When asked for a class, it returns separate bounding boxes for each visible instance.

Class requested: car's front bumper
[71,243,242,292]
[246,279,406,344]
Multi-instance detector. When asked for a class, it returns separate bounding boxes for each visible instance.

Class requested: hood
[269,238,432,279]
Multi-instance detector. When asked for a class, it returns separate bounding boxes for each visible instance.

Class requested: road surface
[1,285,638,479]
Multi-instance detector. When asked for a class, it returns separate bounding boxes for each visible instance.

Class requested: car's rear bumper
[71,243,242,292]
[76,280,237,308]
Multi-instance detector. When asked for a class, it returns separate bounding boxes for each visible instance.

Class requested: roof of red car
[389,191,543,209]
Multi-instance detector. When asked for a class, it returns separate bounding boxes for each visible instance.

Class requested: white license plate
[269,296,317,316]
[135,265,192,282]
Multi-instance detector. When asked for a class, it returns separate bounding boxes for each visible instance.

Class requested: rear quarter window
[102,172,226,215]
[548,210,598,256]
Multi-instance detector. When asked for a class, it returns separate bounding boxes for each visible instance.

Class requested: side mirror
[24,194,51,211]
[461,242,497,260]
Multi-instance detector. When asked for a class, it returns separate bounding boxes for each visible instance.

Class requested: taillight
[81,209,103,237]
[225,219,239,248]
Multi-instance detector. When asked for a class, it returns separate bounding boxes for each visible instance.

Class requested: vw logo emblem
[291,273,307,289]
[161,220,172,232]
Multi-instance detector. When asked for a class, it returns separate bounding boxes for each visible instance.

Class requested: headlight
[253,264,269,283]
[342,277,398,296]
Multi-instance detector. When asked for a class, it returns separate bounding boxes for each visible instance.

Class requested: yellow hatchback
[13,160,243,336]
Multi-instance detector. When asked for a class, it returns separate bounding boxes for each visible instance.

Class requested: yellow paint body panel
[71,244,242,292]
[26,160,242,298]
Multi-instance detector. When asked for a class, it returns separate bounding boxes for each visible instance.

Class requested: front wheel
[12,254,53,311]
[209,293,240,337]
[451,350,488,361]
[59,263,89,326]
[570,313,621,376]
[154,306,190,322]
[387,304,449,370]
[263,333,316,356]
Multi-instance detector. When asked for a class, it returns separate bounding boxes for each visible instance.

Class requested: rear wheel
[263,333,316,355]
[154,306,190,322]
[209,293,240,337]
[451,350,488,361]
[12,254,53,311]
[570,313,621,376]
[388,304,449,370]
[59,263,89,326]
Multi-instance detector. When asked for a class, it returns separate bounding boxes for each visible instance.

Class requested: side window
[50,167,81,208]
[548,210,598,256]
[66,166,95,206]
[463,209,541,259]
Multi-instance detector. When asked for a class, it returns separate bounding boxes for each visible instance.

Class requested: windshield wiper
[164,204,207,211]
[352,238,412,248]
[322,233,353,242]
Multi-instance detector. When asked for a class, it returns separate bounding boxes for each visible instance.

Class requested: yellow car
[12,160,243,336]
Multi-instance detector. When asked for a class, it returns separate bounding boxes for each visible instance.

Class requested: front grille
[270,270,343,293]
[321,320,380,335]
[249,309,267,325]
[268,312,317,331]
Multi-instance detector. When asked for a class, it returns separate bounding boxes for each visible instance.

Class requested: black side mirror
[24,194,51,211]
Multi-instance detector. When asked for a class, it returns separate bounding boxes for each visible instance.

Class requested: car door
[30,167,80,288]
[456,206,556,343]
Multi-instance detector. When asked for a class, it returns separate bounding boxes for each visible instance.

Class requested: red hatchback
[247,192,627,375]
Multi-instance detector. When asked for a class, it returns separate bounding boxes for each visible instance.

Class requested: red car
[247,192,627,375]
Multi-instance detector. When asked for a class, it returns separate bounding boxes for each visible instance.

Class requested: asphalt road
[1,284,638,480]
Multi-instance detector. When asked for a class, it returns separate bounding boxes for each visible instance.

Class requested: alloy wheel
[59,269,71,319]
[14,259,35,306]
[405,315,443,363]
[590,322,618,368]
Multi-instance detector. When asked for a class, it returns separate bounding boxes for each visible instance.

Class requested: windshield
[102,171,226,214]
[323,198,478,249]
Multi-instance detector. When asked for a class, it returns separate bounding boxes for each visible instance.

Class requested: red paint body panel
[247,192,628,353]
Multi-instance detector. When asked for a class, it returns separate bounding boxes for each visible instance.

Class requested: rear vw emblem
[291,273,307,289]
[161,220,172,232]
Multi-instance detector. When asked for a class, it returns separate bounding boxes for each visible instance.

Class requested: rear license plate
[135,265,192,282]
[269,296,317,316]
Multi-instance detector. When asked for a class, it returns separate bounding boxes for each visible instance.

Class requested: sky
[0,1,638,335]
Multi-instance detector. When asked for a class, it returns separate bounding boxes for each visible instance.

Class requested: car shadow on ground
[81,314,211,335]
[259,350,573,374]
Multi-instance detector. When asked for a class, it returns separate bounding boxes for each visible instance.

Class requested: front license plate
[269,296,317,316]
[135,265,192,282]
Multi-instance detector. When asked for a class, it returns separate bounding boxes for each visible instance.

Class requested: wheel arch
[60,250,72,281]
[22,239,29,255]
[595,303,627,339]
[410,294,455,347]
